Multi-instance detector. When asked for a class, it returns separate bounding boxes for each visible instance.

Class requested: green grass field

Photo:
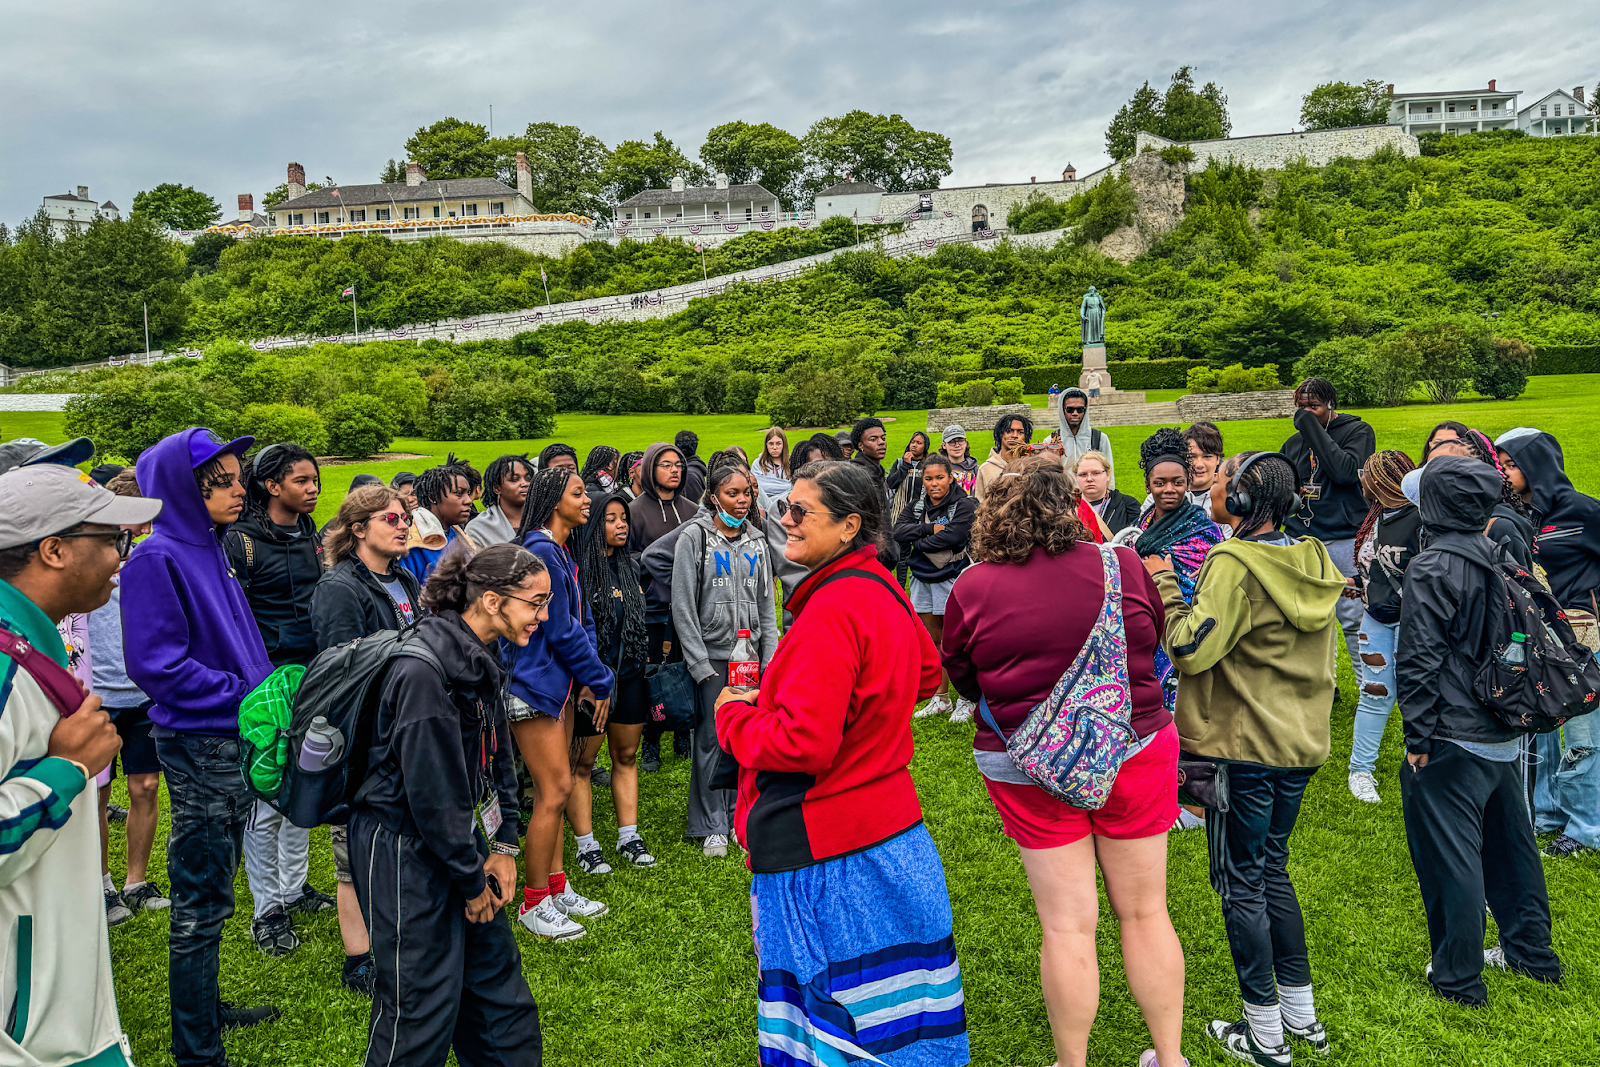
[24,375,1600,1065]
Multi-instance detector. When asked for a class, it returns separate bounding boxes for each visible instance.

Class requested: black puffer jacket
[310,555,422,651]
[1282,409,1376,542]
[223,512,322,667]
[1397,457,1522,755]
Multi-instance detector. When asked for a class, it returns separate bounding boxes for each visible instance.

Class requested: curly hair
[420,542,546,616]
[1139,427,1192,483]
[970,454,1088,564]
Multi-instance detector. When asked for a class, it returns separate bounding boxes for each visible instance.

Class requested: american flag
[341,286,355,296]
[540,267,547,282]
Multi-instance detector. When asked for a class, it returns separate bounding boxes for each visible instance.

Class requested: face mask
[718,509,746,529]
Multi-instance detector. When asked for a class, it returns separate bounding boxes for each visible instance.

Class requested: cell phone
[486,873,502,899]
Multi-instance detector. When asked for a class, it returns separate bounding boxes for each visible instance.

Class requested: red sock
[523,884,549,909]
[547,871,566,895]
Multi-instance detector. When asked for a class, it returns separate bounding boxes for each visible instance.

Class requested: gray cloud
[2,0,1594,225]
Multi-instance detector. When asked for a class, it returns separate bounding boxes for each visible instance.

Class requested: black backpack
[261,627,443,828]
[1437,543,1600,734]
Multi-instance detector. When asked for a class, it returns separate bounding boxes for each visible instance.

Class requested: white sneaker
[1425,945,1507,980]
[1348,771,1381,804]
[915,694,953,719]
[703,833,729,858]
[950,698,976,724]
[518,899,585,941]
[1172,809,1206,831]
[552,885,608,919]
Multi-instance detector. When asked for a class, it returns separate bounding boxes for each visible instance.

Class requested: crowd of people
[0,369,1595,1067]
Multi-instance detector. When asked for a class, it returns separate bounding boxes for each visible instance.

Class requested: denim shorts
[908,577,956,615]
[506,693,562,722]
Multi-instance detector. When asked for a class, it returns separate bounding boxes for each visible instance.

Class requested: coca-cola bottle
[728,629,759,690]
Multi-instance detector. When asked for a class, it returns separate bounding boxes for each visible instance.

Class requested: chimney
[1487,79,1496,92]
[1062,163,1077,181]
[77,185,89,199]
[1386,83,1395,96]
[1576,86,1586,104]
[670,175,686,193]
[237,194,254,222]
[515,152,533,205]
[405,161,425,187]
[714,172,729,191]
[287,162,306,199]
[1030,176,1036,183]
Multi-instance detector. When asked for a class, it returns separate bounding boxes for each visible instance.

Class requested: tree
[379,159,406,184]
[263,180,324,207]
[1300,80,1392,131]
[131,183,222,230]
[403,117,499,180]
[603,132,706,205]
[324,394,395,458]
[801,111,953,195]
[186,232,236,276]
[508,123,611,216]
[1104,67,1230,160]
[699,122,806,209]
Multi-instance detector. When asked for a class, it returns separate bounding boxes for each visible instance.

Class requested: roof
[618,182,776,208]
[43,192,97,203]
[816,181,886,196]
[1390,87,1520,100]
[271,177,521,211]
[101,201,118,210]
[1519,89,1589,115]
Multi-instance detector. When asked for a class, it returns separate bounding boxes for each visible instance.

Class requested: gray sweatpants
[243,800,310,918]
[686,661,736,839]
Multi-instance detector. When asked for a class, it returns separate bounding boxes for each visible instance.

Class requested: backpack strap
[349,634,446,807]
[234,533,256,592]
[804,568,914,621]
[0,625,83,718]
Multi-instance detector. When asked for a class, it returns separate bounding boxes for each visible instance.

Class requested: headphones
[1224,451,1301,518]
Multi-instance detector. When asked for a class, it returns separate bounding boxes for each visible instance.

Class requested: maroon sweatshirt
[943,542,1170,751]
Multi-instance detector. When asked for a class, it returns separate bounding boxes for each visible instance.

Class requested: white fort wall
[1133,125,1420,169]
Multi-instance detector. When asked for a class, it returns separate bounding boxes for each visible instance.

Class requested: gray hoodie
[669,513,780,684]
[1057,388,1115,487]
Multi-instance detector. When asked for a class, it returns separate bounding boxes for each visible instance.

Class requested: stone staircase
[1030,391,1182,429]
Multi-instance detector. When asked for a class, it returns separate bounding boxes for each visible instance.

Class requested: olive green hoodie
[1155,534,1345,768]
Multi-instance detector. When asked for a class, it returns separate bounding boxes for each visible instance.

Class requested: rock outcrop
[1097,150,1187,264]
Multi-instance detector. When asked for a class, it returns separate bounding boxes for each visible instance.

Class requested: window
[760,204,769,212]
[375,208,390,221]
[432,205,441,218]
[463,203,477,217]
[403,206,418,219]
[1541,105,1548,116]
[643,211,651,219]
[1425,106,1434,114]
[745,206,752,219]
[315,211,329,224]
[1569,104,1577,116]
[351,209,366,222]
[1447,104,1456,113]
[490,201,504,214]
[290,213,303,226]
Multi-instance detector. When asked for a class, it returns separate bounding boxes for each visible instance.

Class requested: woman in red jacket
[942,455,1186,1067]
[717,460,970,1067]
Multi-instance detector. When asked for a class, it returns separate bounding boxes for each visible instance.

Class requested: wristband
[491,841,521,857]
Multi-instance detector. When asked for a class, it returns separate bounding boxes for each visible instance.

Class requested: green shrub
[324,395,395,458]
[1159,145,1197,165]
[421,371,556,441]
[723,370,762,413]
[1064,173,1137,244]
[1185,363,1281,394]
[1006,191,1070,235]
[757,362,880,428]
[993,377,1024,404]
[945,358,1203,392]
[1295,334,1421,408]
[1398,320,1492,404]
[1531,345,1600,375]
[935,382,966,409]
[1475,335,1534,401]
[63,366,230,462]
[238,403,328,457]
[963,380,996,407]
[882,354,942,410]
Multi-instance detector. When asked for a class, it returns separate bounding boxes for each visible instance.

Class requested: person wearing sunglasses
[311,483,425,992]
[1056,386,1116,485]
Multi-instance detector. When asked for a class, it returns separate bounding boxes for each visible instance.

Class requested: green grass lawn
[61,373,1600,1063]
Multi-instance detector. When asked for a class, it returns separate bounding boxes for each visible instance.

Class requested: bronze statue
[1079,286,1105,346]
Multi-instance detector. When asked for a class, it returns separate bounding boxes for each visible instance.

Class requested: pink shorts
[983,722,1179,848]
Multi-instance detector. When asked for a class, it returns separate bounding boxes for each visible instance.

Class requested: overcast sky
[2,0,1595,225]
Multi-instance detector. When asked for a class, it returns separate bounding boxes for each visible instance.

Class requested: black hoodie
[628,442,697,617]
[1498,431,1600,613]
[892,481,976,583]
[1281,409,1376,542]
[223,511,323,667]
[1396,457,1522,754]
[356,612,521,901]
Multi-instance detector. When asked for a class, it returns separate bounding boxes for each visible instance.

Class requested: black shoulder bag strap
[804,568,915,621]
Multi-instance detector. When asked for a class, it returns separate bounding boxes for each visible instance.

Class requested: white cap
[1401,466,1425,507]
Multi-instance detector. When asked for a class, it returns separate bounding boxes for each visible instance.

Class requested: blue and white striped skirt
[751,823,969,1067]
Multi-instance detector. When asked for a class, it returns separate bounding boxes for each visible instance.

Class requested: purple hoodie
[121,428,273,734]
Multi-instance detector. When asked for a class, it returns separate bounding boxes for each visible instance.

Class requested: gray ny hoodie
[669,513,780,684]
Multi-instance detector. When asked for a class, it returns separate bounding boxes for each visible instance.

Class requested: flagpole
[541,270,551,307]
[352,284,359,337]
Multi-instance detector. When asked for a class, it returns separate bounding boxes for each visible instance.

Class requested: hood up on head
[638,442,687,501]
[141,427,253,544]
[1419,455,1501,534]
[1496,430,1579,523]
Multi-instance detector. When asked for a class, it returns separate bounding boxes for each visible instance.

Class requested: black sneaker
[1284,1018,1330,1054]
[220,1001,281,1031]
[106,802,129,824]
[640,740,662,773]
[341,952,375,996]
[618,838,657,867]
[287,882,336,914]
[105,889,134,927]
[672,732,691,758]
[1543,833,1593,858]
[251,904,300,956]
[121,881,171,912]
[591,765,612,788]
[1205,1019,1291,1066]
[576,845,613,875]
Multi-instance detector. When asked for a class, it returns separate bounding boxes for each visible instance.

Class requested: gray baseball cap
[942,424,967,441]
[0,464,163,550]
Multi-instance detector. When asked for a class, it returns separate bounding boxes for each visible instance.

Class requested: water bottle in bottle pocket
[299,715,346,771]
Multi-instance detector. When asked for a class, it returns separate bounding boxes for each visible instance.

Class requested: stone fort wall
[1134,125,1420,170]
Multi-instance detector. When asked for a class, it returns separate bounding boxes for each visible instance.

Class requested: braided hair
[575,491,648,668]
[1222,451,1299,534]
[414,455,477,511]
[516,466,581,540]
[581,445,620,484]
[1354,449,1418,557]
[1460,427,1533,518]
[481,454,532,511]
[1139,427,1192,484]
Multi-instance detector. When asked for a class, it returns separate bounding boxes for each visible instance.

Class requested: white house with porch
[1386,80,1520,135]
[1519,88,1594,136]
[615,174,779,223]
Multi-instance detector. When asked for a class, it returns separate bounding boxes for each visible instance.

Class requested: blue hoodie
[504,529,614,714]
[121,428,273,734]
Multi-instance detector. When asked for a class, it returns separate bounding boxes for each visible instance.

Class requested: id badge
[1300,482,1321,501]
[478,794,503,839]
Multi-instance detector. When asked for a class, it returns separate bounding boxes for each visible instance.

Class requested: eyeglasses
[501,592,552,610]
[368,511,411,528]
[1063,405,1086,414]
[655,461,685,471]
[53,529,135,560]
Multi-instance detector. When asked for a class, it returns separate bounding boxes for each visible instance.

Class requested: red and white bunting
[251,341,270,351]
[760,221,775,230]
[944,211,954,218]
[924,239,937,248]
[108,359,126,366]
[871,216,884,223]
[689,224,702,234]
[526,313,543,323]
[724,224,739,232]
[587,306,600,314]
[652,227,665,235]
[648,295,661,305]
[459,322,476,330]
[393,329,408,337]
[798,220,811,228]
[979,229,996,239]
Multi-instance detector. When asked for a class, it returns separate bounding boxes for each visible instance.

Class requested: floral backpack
[977,543,1135,809]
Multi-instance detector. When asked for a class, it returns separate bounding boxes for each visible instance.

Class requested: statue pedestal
[1078,344,1119,394]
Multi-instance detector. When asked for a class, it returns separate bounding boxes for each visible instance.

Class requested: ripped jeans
[1533,714,1600,849]
[1350,612,1397,776]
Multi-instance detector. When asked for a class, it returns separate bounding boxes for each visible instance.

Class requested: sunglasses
[367,511,412,528]
[1063,405,1087,414]
[776,498,831,525]
[53,528,135,560]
